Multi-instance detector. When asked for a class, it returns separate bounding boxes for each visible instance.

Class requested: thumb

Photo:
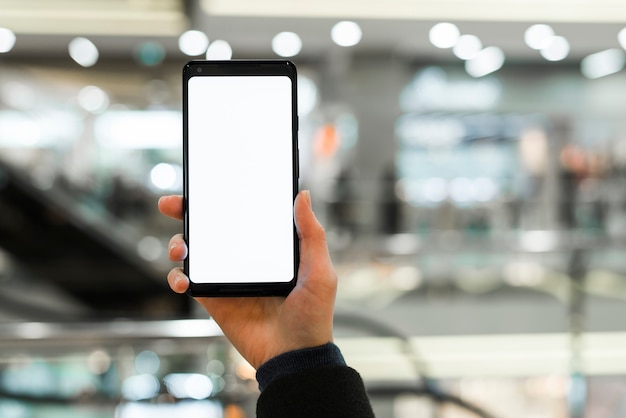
[294,190,324,241]
[294,190,332,269]
[293,191,337,299]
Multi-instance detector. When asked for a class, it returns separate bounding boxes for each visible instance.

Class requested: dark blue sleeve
[255,342,346,391]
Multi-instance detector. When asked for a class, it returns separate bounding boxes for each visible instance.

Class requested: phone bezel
[182,60,300,297]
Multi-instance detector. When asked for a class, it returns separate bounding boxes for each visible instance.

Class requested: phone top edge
[183,60,296,79]
[185,59,295,65]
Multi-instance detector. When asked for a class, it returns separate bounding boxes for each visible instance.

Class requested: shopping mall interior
[1,0,626,417]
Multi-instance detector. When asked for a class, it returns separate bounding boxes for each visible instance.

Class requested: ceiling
[0,0,625,65]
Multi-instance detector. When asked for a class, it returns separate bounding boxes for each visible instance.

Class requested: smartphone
[183,60,299,297]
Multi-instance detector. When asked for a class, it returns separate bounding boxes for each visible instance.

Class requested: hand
[158,191,337,369]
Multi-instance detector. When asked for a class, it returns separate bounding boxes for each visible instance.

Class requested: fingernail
[169,242,178,252]
[174,274,182,285]
[303,190,312,208]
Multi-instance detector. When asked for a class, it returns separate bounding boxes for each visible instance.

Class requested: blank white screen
[187,75,295,284]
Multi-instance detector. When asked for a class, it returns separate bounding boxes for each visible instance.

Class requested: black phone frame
[182,60,300,297]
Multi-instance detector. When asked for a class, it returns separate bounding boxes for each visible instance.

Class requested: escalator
[0,159,189,318]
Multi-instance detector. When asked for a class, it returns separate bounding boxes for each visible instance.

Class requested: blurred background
[1,0,626,416]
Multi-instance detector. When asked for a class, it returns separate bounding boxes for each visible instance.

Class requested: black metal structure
[0,160,188,318]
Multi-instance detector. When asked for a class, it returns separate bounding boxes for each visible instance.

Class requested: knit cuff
[256,342,346,391]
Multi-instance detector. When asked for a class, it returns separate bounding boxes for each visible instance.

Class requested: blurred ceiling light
[581,48,626,79]
[271,31,302,57]
[619,27,626,50]
[0,27,16,53]
[331,21,362,47]
[78,85,109,114]
[524,24,554,50]
[206,40,233,60]
[429,22,460,49]
[178,30,209,56]
[69,37,99,67]
[465,46,505,77]
[453,34,482,60]
[540,36,570,61]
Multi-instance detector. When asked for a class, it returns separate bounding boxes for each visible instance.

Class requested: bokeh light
[69,37,99,67]
[619,27,626,50]
[429,23,460,49]
[121,374,160,401]
[581,48,626,79]
[0,27,16,53]
[87,350,112,375]
[78,85,109,114]
[135,350,161,375]
[272,32,302,57]
[137,236,163,262]
[331,21,362,47]
[206,40,233,60]
[524,24,554,50]
[164,373,213,400]
[136,42,165,66]
[178,30,209,56]
[150,163,178,190]
[423,177,448,203]
[540,36,570,61]
[453,34,482,60]
[465,46,505,77]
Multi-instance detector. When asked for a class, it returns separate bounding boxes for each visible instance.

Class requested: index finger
[158,195,183,220]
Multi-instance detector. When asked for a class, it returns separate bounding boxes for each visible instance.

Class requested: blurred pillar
[548,116,574,230]
[319,53,407,233]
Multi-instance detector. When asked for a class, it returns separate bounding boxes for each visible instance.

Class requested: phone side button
[296,148,300,179]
